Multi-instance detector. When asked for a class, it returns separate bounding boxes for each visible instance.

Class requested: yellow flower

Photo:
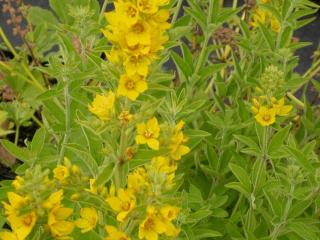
[272,97,293,116]
[160,206,180,237]
[160,206,180,222]
[124,55,151,77]
[12,176,24,190]
[2,192,30,216]
[86,178,98,194]
[251,9,267,28]
[118,111,133,124]
[48,206,74,238]
[251,98,260,114]
[126,20,151,47]
[106,188,136,222]
[270,17,281,32]
[53,165,70,182]
[106,48,123,64]
[136,117,160,150]
[0,232,19,240]
[43,190,63,209]
[7,211,37,240]
[255,106,276,126]
[115,1,139,25]
[137,0,158,14]
[260,0,271,3]
[89,92,115,121]
[127,167,150,193]
[117,74,148,101]
[151,156,177,174]
[105,225,131,240]
[169,121,190,160]
[75,207,98,233]
[139,206,166,240]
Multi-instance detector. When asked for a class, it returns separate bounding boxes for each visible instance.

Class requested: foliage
[0,0,320,239]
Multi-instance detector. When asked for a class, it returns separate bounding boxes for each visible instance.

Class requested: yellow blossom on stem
[118,111,133,124]
[136,117,160,150]
[270,17,281,33]
[137,0,159,14]
[159,206,180,237]
[115,1,139,25]
[75,207,98,233]
[139,206,166,240]
[272,97,293,116]
[126,20,151,47]
[255,106,276,126]
[105,225,131,240]
[169,121,190,160]
[48,206,74,238]
[3,192,30,216]
[42,189,63,209]
[89,91,115,121]
[106,188,136,222]
[12,176,24,190]
[151,156,177,174]
[53,165,70,182]
[7,211,37,240]
[117,74,148,101]
[127,167,150,193]
[124,55,151,77]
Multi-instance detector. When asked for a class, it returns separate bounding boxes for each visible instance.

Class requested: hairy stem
[59,80,71,164]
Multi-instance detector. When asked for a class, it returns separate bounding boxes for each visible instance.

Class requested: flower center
[23,215,33,226]
[125,80,135,90]
[144,217,154,230]
[262,114,271,122]
[144,131,153,139]
[121,202,131,211]
[132,23,144,34]
[139,0,152,12]
[126,6,137,18]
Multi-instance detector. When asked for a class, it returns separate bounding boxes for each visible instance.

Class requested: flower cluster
[251,0,281,33]
[102,0,171,101]
[252,96,293,126]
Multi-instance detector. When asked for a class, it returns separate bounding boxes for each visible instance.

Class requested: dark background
[1,0,320,74]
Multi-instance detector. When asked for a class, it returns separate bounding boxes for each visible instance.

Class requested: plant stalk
[59,80,71,164]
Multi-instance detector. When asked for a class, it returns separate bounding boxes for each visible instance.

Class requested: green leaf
[171,51,193,79]
[95,162,115,186]
[225,182,250,197]
[229,163,251,192]
[234,135,260,153]
[268,125,291,154]
[185,209,212,224]
[194,229,223,239]
[31,128,46,154]
[259,24,275,50]
[284,146,313,170]
[185,129,211,138]
[279,26,292,48]
[287,221,318,240]
[1,140,31,162]
[28,7,58,27]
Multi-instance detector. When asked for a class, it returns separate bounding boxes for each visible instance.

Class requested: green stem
[0,27,19,58]
[31,115,44,128]
[194,35,210,76]
[246,126,269,232]
[171,0,183,25]
[14,124,20,145]
[99,0,109,24]
[286,92,304,108]
[59,80,71,164]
